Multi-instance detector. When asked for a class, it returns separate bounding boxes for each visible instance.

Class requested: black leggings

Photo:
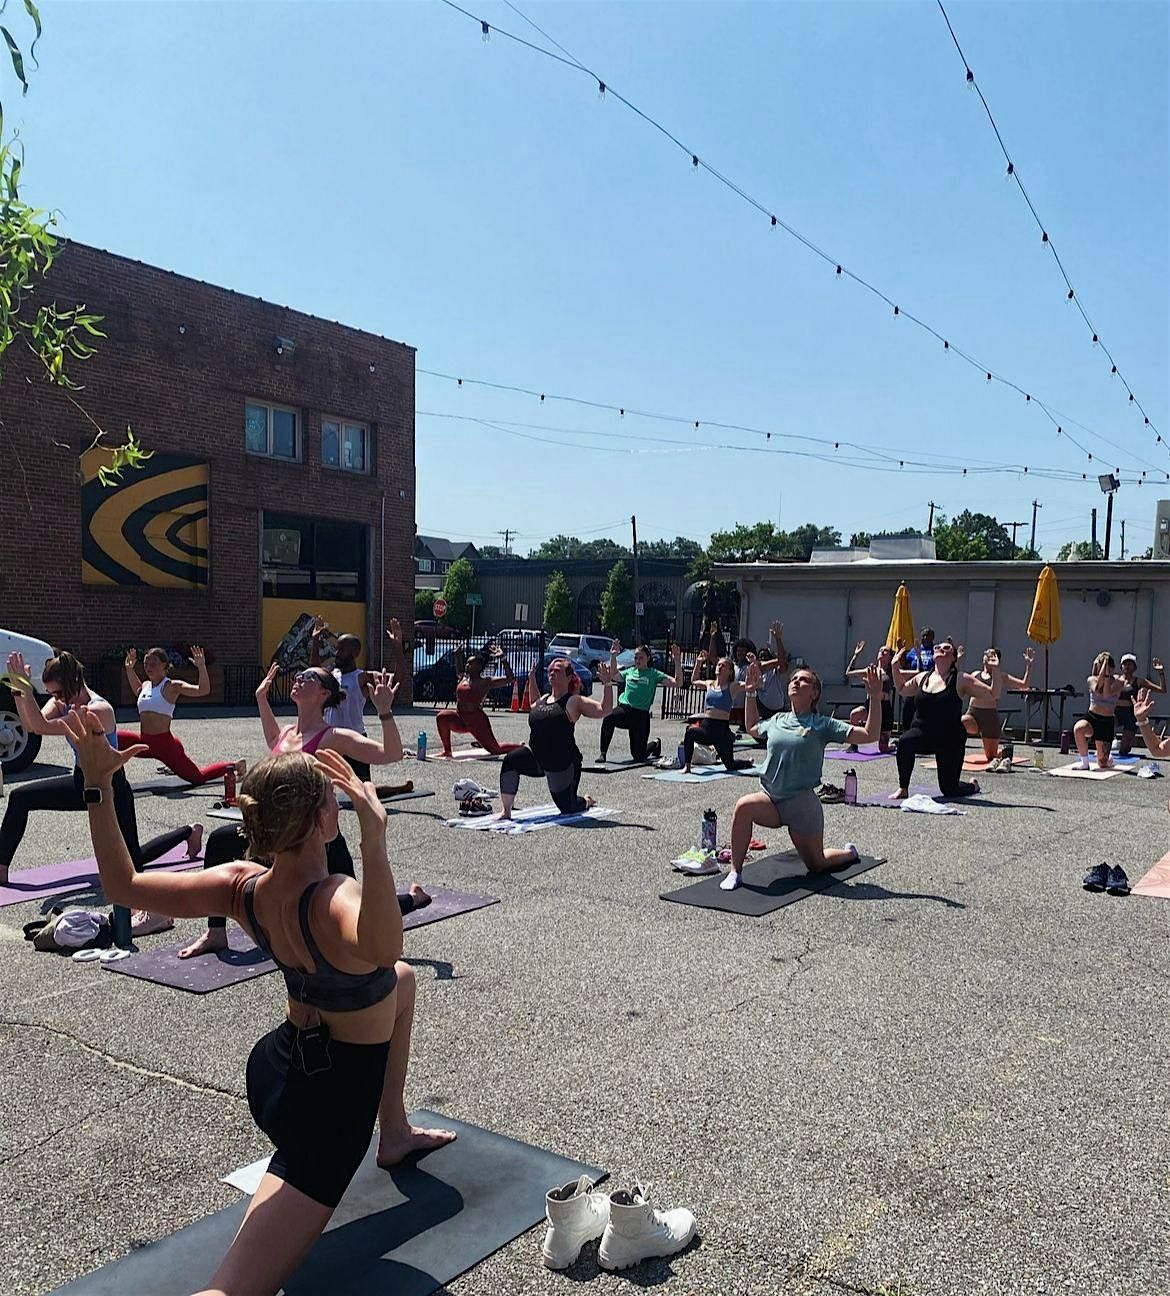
[895,726,979,798]
[600,704,652,759]
[683,718,753,771]
[0,767,144,875]
[500,746,587,815]
[247,1019,390,1208]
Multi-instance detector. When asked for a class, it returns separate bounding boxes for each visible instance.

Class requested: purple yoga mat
[824,747,894,762]
[102,886,500,993]
[0,845,203,909]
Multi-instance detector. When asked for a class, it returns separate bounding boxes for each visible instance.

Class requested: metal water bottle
[417,730,427,762]
[843,768,858,805]
[1059,730,1070,755]
[701,807,717,853]
[1003,739,1014,772]
[223,765,237,806]
[1032,746,1045,770]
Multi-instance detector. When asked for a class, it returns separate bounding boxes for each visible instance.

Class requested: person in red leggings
[116,645,243,786]
[436,644,522,757]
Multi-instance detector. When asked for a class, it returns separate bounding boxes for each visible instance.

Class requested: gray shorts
[768,787,824,838]
[967,706,1001,739]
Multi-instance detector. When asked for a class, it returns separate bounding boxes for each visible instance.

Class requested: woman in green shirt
[598,641,685,763]
[720,659,883,891]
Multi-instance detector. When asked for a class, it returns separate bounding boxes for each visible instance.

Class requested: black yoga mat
[579,757,654,774]
[208,788,435,821]
[51,1112,604,1296]
[102,888,500,993]
[661,850,884,916]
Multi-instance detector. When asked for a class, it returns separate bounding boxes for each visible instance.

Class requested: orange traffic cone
[510,681,520,712]
[520,684,531,713]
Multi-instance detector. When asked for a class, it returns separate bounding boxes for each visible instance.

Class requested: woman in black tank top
[497,657,617,818]
[890,639,998,799]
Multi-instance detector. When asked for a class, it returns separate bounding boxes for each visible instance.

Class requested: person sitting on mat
[962,646,1034,764]
[889,638,996,800]
[846,642,896,753]
[116,645,244,788]
[1072,651,1125,770]
[598,640,685,764]
[178,660,406,959]
[496,657,615,820]
[681,652,757,774]
[65,713,455,1296]
[720,659,883,891]
[1115,652,1166,755]
[435,643,522,759]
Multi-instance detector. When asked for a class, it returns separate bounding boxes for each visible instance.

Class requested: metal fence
[411,631,548,708]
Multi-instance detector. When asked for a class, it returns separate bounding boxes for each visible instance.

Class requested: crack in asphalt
[0,1079,150,1171]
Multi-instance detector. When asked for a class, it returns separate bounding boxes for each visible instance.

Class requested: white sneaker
[542,1175,609,1270]
[599,1184,696,1271]
[1073,757,1091,770]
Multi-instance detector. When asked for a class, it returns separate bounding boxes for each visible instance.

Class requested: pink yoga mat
[0,845,203,909]
[1133,852,1170,899]
[824,747,893,762]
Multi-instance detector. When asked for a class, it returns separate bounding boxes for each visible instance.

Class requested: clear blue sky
[15,1,1168,558]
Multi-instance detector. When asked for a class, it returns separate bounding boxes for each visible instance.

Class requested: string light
[439,0,1165,469]
[938,0,1162,445]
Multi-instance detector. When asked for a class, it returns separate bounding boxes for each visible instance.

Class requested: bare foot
[584,795,597,809]
[409,883,431,909]
[177,928,228,959]
[436,751,454,759]
[888,788,909,800]
[970,779,981,794]
[376,1124,458,1167]
[683,766,692,774]
[186,823,205,859]
[131,911,175,937]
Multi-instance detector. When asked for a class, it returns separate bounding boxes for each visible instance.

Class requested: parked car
[0,627,53,774]
[412,639,490,702]
[545,633,613,670]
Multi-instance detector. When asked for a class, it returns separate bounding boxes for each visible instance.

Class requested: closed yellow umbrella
[1027,564,1062,733]
[886,583,916,651]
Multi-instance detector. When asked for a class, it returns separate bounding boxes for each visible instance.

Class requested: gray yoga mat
[209,788,435,821]
[661,849,884,915]
[580,757,653,774]
[101,888,500,993]
[129,775,216,796]
[51,1112,604,1296]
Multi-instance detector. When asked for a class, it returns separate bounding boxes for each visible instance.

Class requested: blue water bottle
[417,730,427,761]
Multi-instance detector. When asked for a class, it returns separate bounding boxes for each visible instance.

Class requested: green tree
[850,532,872,549]
[641,536,704,560]
[599,560,633,637]
[1056,540,1097,561]
[932,515,990,561]
[530,535,583,559]
[707,521,841,563]
[542,570,574,634]
[477,544,506,560]
[579,538,630,560]
[439,557,478,631]
[414,588,436,619]
[1,4,148,492]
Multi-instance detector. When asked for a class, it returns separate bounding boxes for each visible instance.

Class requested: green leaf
[1,26,28,94]
[21,0,40,66]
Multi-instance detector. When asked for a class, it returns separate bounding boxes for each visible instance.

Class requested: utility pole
[631,515,641,644]
[1121,519,1127,561]
[927,501,936,535]
[1030,499,1042,555]
[1091,507,1098,559]
[1104,491,1115,560]
[1006,521,1025,558]
[497,528,513,556]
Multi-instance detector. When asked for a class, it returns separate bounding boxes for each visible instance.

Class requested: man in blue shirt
[901,626,935,732]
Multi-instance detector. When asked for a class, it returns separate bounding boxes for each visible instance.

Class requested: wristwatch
[82,786,104,805]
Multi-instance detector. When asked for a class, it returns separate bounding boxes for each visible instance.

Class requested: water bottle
[843,768,858,805]
[417,730,427,762]
[1059,730,1070,755]
[223,765,237,806]
[700,807,717,853]
[677,742,686,768]
[1003,740,1014,772]
[1031,746,1045,770]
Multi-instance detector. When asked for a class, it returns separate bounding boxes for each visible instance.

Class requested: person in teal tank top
[598,641,686,763]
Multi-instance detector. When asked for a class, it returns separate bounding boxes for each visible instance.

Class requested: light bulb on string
[771,215,777,227]
[457,378,462,387]
[1067,289,1074,301]
[1005,162,1014,179]
[986,372,992,381]
[1092,334,1098,344]
[481,19,490,41]
[966,68,974,85]
[893,306,899,317]
[943,340,949,350]
[540,394,545,402]
[692,155,699,169]
[597,81,605,99]
[1041,231,1049,243]
[1111,365,1117,374]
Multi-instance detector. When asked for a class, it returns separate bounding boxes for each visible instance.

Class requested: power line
[937,1,1162,445]
[435,0,1167,471]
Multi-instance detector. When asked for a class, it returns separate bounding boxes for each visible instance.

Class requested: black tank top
[528,692,579,770]
[915,668,963,734]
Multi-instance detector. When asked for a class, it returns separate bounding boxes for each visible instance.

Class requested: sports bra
[62,694,117,762]
[273,723,331,754]
[1089,688,1116,710]
[705,684,734,712]
[137,678,176,718]
[242,875,397,1013]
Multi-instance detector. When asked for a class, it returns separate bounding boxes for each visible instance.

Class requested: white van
[0,628,54,773]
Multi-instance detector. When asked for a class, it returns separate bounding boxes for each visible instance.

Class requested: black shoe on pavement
[1082,862,1109,892]
[646,739,661,760]
[1105,865,1131,896]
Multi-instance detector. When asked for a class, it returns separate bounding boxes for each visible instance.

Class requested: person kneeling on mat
[497,657,615,819]
[1072,651,1125,770]
[66,715,455,1296]
[846,642,895,753]
[681,652,757,773]
[598,640,685,763]
[721,660,881,891]
[962,646,1033,764]
[435,643,522,758]
[1115,652,1165,756]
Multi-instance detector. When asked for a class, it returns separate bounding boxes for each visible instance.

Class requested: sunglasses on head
[294,670,328,686]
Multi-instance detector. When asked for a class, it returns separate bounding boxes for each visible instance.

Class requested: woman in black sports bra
[67,712,454,1296]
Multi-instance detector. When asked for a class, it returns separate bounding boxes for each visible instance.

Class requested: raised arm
[1145,657,1167,694]
[770,621,789,673]
[6,652,70,736]
[1002,647,1034,691]
[570,660,616,720]
[307,617,328,667]
[526,662,542,708]
[742,658,765,740]
[169,645,212,699]
[479,643,514,691]
[691,650,708,687]
[890,641,920,694]
[843,666,883,746]
[255,662,282,749]
[1133,688,1170,758]
[330,671,403,764]
[959,671,999,704]
[385,617,407,680]
[123,648,143,696]
[844,639,868,679]
[660,648,686,689]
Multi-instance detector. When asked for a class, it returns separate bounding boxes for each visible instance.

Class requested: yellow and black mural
[81,448,210,589]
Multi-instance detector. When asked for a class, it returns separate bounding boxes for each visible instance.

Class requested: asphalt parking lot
[2,708,1167,1296]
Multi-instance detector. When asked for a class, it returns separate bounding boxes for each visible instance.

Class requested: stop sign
[432,597,448,618]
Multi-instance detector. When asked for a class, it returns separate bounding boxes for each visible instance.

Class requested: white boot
[598,1184,696,1271]
[541,1174,609,1270]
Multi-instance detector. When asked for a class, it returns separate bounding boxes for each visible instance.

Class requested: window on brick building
[262,512,367,602]
[321,417,369,473]
[246,401,300,460]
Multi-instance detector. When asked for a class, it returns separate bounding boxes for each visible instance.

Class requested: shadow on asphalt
[405,957,458,981]
[826,880,966,909]
[555,1233,702,1286]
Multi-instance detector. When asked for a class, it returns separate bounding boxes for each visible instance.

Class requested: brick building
[0,243,416,701]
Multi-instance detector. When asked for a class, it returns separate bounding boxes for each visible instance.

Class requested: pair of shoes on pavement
[817,782,845,804]
[1083,862,1130,895]
[672,848,720,876]
[543,1176,696,1272]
